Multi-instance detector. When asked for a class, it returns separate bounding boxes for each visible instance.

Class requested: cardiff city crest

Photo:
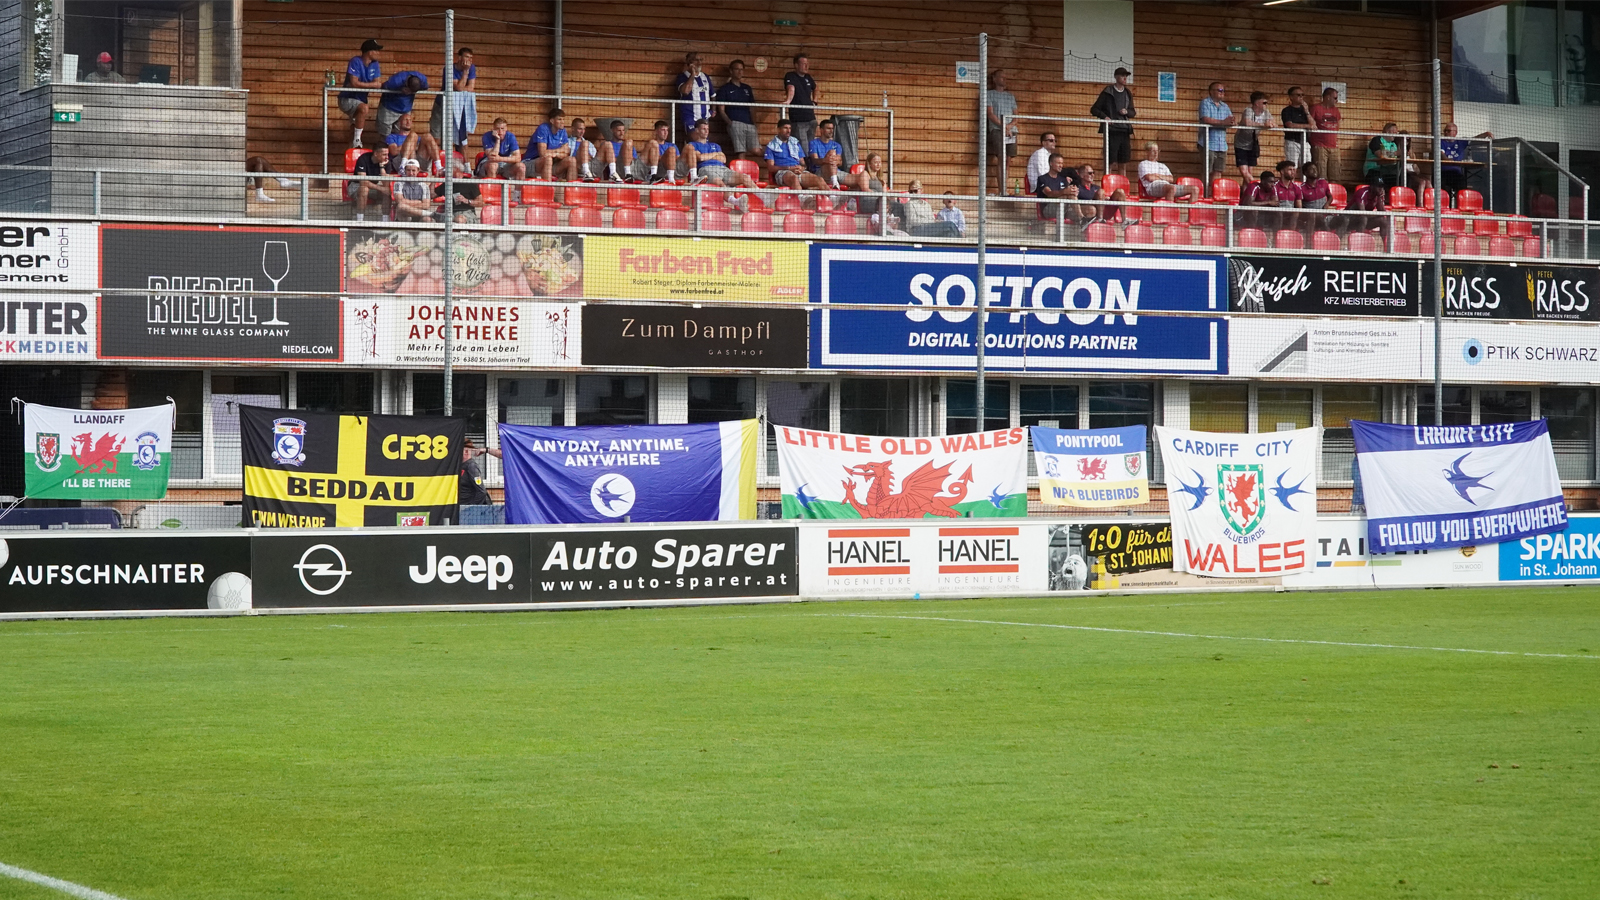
[271,417,308,467]
[1124,453,1143,476]
[35,433,61,472]
[1218,464,1266,535]
[132,431,161,471]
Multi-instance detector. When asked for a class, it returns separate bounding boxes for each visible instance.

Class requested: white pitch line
[0,861,131,900]
[825,613,1600,660]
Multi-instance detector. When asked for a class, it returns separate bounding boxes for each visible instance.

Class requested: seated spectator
[83,51,127,84]
[1351,169,1388,234]
[1364,122,1402,188]
[246,156,296,204]
[530,109,576,181]
[764,119,824,190]
[1273,159,1304,228]
[1076,164,1125,222]
[845,152,889,215]
[901,181,962,237]
[340,40,383,149]
[1026,132,1057,194]
[637,120,679,184]
[597,119,635,184]
[477,117,525,179]
[1298,161,1333,232]
[1235,91,1275,181]
[1136,142,1198,201]
[1035,152,1078,221]
[376,70,427,136]
[681,118,758,193]
[1241,169,1283,230]
[1440,123,1493,198]
[351,144,394,221]
[433,159,482,223]
[383,112,440,173]
[394,158,433,221]
[806,118,846,190]
[568,117,598,182]
[938,191,967,236]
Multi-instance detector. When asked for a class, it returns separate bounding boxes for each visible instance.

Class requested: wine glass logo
[261,240,290,326]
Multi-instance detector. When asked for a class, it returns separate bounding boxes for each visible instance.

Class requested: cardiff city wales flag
[23,403,174,500]
[1031,425,1149,508]
[241,406,464,527]
[500,421,758,524]
[1352,419,1566,553]
[1155,426,1320,577]
[776,426,1028,518]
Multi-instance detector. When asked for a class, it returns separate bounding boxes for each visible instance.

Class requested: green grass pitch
[1,587,1597,899]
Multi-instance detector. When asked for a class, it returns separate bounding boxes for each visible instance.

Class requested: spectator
[716,59,760,162]
[938,191,967,236]
[638,120,680,184]
[568,117,598,182]
[1235,91,1275,181]
[383,112,440,173]
[1351,168,1388,235]
[1078,163,1126,222]
[1364,122,1402,188]
[376,70,427,137]
[1026,132,1057,194]
[1309,86,1343,185]
[351,143,394,221]
[530,109,575,181]
[806,118,846,190]
[1137,142,1199,201]
[339,39,383,149]
[845,152,889,215]
[783,53,821,146]
[1299,161,1332,232]
[985,69,1020,193]
[598,119,634,184]
[764,119,822,189]
[1035,152,1077,221]
[245,156,296,204]
[902,181,962,238]
[682,118,758,194]
[1198,81,1237,182]
[1273,159,1304,230]
[394,158,433,221]
[433,159,482,223]
[477,117,525,179]
[1281,86,1312,169]
[1241,169,1282,231]
[676,52,714,138]
[1440,123,1493,198]
[429,47,478,157]
[83,51,127,84]
[1089,67,1137,180]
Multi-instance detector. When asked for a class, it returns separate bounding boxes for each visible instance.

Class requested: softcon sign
[810,245,1226,375]
[1423,261,1600,321]
[582,304,808,368]
[0,533,251,613]
[251,531,533,607]
[99,225,343,361]
[0,222,98,291]
[1229,256,1417,316]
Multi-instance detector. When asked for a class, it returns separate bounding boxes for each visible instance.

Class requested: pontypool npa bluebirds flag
[1030,425,1149,508]
[1352,419,1567,553]
[1155,426,1320,577]
[500,421,759,524]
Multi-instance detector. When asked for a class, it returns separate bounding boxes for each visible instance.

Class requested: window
[1257,386,1313,432]
[1419,386,1472,426]
[1543,387,1595,481]
[1322,384,1382,483]
[297,372,375,414]
[413,373,488,443]
[23,0,54,89]
[1089,382,1154,429]
[1479,388,1532,424]
[766,381,830,476]
[688,377,755,423]
[499,378,565,427]
[209,372,283,478]
[127,369,202,479]
[62,0,239,87]
[1018,384,1079,430]
[575,375,649,426]
[1189,383,1247,432]
[840,379,910,436]
[946,380,1009,434]
[0,367,84,497]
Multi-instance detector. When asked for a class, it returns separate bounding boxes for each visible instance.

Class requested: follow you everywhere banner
[808,245,1226,375]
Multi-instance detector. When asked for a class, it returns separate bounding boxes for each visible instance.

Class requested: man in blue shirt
[716,59,759,162]
[597,119,635,183]
[478,117,525,179]
[764,119,823,190]
[1439,122,1492,199]
[382,112,439,174]
[530,109,575,181]
[1197,81,1237,183]
[683,119,757,189]
[340,39,383,149]
[676,52,714,138]
[806,118,845,189]
[377,70,427,137]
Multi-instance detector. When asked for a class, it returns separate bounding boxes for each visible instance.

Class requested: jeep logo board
[251,532,532,607]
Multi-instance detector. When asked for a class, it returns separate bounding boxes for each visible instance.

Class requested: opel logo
[295,543,351,595]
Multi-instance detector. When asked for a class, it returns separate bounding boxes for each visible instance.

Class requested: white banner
[1282,518,1499,587]
[1229,317,1425,381]
[1155,426,1321,577]
[1441,321,1600,384]
[0,293,97,361]
[799,521,1049,597]
[343,297,579,368]
[0,222,99,291]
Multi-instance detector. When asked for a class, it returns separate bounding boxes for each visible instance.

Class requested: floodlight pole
[975,33,988,425]
[1431,56,1443,426]
[443,8,455,416]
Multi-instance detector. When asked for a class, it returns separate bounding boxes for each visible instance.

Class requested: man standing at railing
[1089,67,1136,181]
[784,53,821,147]
[986,70,1020,194]
[1309,86,1343,186]
[376,70,428,139]
[677,52,715,139]
[716,59,760,164]
[340,39,383,150]
[430,47,477,159]
[1281,86,1312,170]
[1198,82,1238,184]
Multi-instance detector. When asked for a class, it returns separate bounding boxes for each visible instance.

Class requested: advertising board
[1281,518,1499,587]
[343,296,578,368]
[345,230,583,298]
[1228,317,1426,380]
[0,533,252,613]
[0,222,98,291]
[585,236,807,303]
[1440,320,1600,383]
[1497,515,1600,582]
[1228,256,1418,316]
[530,525,798,603]
[251,530,533,607]
[799,521,1049,598]
[0,293,97,361]
[582,304,807,368]
[1423,261,1600,321]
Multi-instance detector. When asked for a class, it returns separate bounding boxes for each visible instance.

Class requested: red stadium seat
[568,206,602,229]
[774,192,805,213]
[1389,186,1417,211]
[730,158,766,187]
[1454,234,1481,256]
[1389,232,1412,254]
[741,210,774,233]
[522,181,558,207]
[1178,176,1206,199]
[563,185,600,208]
[1199,225,1227,247]
[1506,215,1534,237]
[700,208,732,231]
[814,194,835,214]
[1101,173,1131,198]
[782,212,816,233]
[1274,230,1305,249]
[655,208,689,231]
[1456,189,1485,212]
[1405,215,1432,234]
[612,206,647,229]
[522,205,558,227]
[648,188,688,210]
[480,180,503,205]
[1161,224,1192,245]
[1187,202,1218,226]
[1488,236,1515,257]
[606,186,645,209]
[480,203,503,225]
[1085,221,1118,243]
[1327,183,1348,210]
[1123,223,1155,244]
[1210,178,1241,205]
[1440,215,1467,236]
[1237,227,1269,248]
[1150,202,1182,225]
[1421,187,1446,211]
[1522,235,1543,257]
[1469,213,1501,235]
[1347,231,1379,253]
[825,212,857,235]
[1417,232,1436,255]
[1312,230,1342,251]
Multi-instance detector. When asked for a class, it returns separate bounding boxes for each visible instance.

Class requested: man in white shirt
[1136,142,1198,201]
[1026,132,1057,194]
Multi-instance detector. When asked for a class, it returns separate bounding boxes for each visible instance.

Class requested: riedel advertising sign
[809,245,1226,375]
[1423,261,1600,321]
[1229,256,1417,316]
[0,222,98,290]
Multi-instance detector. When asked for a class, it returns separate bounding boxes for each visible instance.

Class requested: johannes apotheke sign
[532,526,799,602]
[1423,261,1600,321]
[0,533,250,613]
[582,304,807,368]
[251,531,533,607]
[1228,256,1418,316]
[99,225,344,361]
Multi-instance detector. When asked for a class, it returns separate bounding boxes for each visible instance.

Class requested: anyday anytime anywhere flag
[500,421,759,524]
[23,402,174,500]
[1352,419,1567,553]
[241,406,465,527]
[776,426,1028,518]
[1155,426,1320,577]
[1031,425,1149,508]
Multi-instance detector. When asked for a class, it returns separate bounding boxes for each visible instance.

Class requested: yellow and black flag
[241,406,465,528]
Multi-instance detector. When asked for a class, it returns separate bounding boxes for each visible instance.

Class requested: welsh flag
[24,403,174,500]
[774,425,1028,519]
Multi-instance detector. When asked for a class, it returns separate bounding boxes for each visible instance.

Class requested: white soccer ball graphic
[207,571,253,611]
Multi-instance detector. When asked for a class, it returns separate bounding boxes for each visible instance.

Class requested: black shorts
[1107,130,1131,164]
[987,125,1016,159]
[1235,147,1259,168]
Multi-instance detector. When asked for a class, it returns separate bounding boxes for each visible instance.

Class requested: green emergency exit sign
[52,110,81,123]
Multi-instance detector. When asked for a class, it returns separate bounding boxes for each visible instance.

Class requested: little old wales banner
[24,403,173,499]
[1156,426,1320,577]
[776,427,1028,518]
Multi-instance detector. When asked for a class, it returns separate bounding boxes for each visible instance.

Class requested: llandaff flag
[1352,419,1567,553]
[776,426,1028,518]
[1155,426,1320,577]
[24,403,173,500]
[241,407,464,527]
[1031,425,1149,508]
[500,421,759,524]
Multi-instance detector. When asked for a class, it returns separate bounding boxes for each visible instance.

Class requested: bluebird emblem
[1443,453,1493,504]
[1270,470,1310,511]
[1174,468,1215,511]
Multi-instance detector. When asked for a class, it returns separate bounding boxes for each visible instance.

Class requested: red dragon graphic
[71,432,125,475]
[841,460,973,519]
[1077,456,1108,480]
[1225,471,1259,523]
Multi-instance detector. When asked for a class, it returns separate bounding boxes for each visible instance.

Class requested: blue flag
[501,421,759,524]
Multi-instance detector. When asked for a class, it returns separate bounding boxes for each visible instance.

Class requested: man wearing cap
[83,52,127,84]
[394,158,433,222]
[1089,67,1137,180]
[341,40,384,149]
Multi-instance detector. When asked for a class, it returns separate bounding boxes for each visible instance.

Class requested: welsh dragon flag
[23,403,174,500]
[775,425,1028,518]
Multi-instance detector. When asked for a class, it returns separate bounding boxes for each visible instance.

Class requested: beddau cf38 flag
[1031,425,1149,508]
[242,406,464,527]
[1352,419,1567,553]
[23,403,173,500]
[1155,426,1320,577]
[776,426,1028,518]
[500,421,758,524]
